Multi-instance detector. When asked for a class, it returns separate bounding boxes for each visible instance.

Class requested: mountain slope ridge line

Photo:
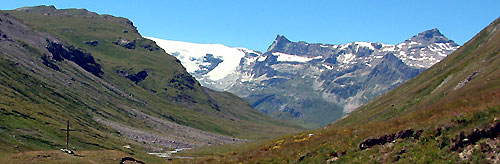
[0,5,303,161]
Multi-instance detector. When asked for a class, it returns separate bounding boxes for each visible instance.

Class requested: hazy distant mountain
[149,29,459,128]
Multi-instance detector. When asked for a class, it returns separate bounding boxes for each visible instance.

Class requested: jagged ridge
[150,28,459,128]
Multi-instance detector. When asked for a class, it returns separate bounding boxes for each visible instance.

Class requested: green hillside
[198,17,500,163]
[0,5,301,162]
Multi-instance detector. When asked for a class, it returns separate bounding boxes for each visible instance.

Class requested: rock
[459,145,475,161]
[120,157,145,164]
[450,122,500,151]
[169,73,198,90]
[329,152,338,157]
[326,157,338,163]
[454,71,480,90]
[414,129,424,139]
[395,129,414,139]
[298,155,306,162]
[41,55,60,71]
[125,70,148,84]
[113,38,136,49]
[37,154,51,158]
[83,40,99,46]
[194,54,223,75]
[359,137,389,150]
[0,29,7,39]
[60,148,73,154]
[136,38,161,51]
[360,128,418,150]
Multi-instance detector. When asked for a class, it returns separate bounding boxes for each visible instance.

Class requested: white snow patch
[337,53,356,64]
[145,37,244,81]
[434,43,458,51]
[437,51,447,57]
[409,41,420,45]
[244,56,258,65]
[272,52,313,63]
[397,43,404,49]
[381,45,396,52]
[322,64,334,70]
[339,43,351,50]
[435,43,448,50]
[354,42,375,50]
[257,56,268,62]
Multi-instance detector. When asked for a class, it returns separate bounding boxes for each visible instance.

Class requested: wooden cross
[60,120,75,150]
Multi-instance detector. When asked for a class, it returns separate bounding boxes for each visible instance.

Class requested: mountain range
[192,16,500,164]
[148,28,459,127]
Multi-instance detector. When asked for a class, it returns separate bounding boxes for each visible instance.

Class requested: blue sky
[2,1,499,52]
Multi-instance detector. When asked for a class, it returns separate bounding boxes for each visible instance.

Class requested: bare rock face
[46,41,104,78]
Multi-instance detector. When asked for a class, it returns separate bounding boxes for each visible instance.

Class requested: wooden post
[66,120,69,149]
[61,120,75,150]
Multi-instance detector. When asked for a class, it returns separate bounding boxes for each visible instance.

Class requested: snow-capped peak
[145,37,249,81]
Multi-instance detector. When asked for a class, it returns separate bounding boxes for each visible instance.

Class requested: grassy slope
[197,17,500,163]
[0,5,302,161]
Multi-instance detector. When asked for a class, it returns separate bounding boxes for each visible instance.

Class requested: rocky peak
[275,34,291,43]
[421,28,443,38]
[382,53,401,62]
[266,35,291,52]
[408,28,458,46]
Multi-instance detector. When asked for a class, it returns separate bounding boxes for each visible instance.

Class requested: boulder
[113,38,136,49]
[83,40,99,46]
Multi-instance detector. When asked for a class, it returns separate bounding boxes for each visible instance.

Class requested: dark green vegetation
[192,17,500,163]
[0,5,301,162]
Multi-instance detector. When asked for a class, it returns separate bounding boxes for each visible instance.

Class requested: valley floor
[0,150,165,164]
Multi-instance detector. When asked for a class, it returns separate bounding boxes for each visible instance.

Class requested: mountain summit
[266,34,292,52]
[150,28,459,127]
[409,28,458,45]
